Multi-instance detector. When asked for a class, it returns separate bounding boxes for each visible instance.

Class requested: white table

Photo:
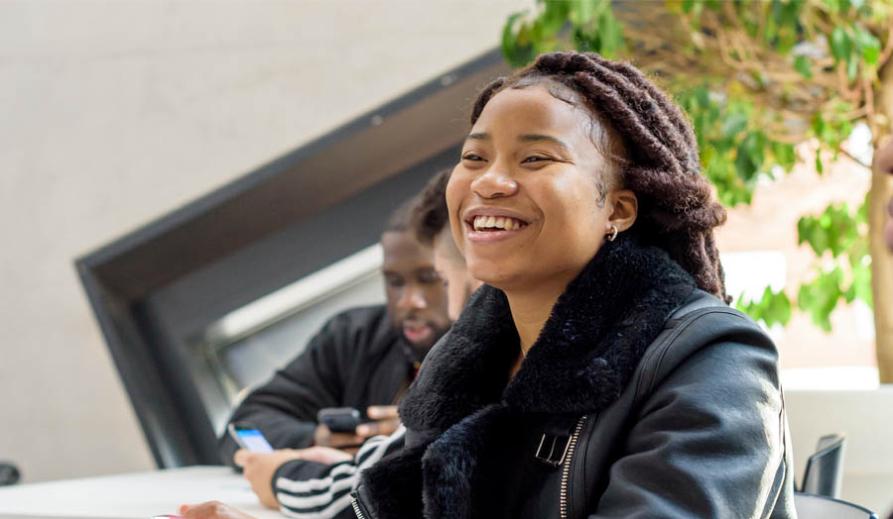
[0,466,284,519]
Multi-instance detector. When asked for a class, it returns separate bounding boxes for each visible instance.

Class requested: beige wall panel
[0,0,524,482]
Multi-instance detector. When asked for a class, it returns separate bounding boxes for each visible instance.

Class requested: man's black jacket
[218,305,412,466]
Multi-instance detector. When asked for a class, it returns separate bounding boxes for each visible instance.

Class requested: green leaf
[797,217,809,246]
[501,12,536,67]
[797,268,844,332]
[815,153,824,174]
[794,55,813,78]
[597,9,624,57]
[830,27,851,62]
[540,0,571,35]
[772,141,796,171]
[768,0,803,52]
[797,202,863,258]
[824,0,852,13]
[734,131,766,183]
[855,26,881,65]
[811,112,825,138]
[737,286,793,328]
[721,112,748,139]
[798,213,829,255]
[851,258,873,306]
[569,0,596,25]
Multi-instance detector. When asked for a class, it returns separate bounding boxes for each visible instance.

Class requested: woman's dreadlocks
[471,51,730,302]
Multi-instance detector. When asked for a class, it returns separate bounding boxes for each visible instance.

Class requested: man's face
[433,229,481,321]
[381,230,451,352]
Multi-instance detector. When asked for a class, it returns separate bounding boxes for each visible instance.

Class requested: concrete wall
[0,0,522,482]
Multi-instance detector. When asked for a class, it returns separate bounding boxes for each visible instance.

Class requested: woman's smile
[463,206,532,244]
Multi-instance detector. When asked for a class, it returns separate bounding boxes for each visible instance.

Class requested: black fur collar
[362,236,697,518]
[400,234,697,432]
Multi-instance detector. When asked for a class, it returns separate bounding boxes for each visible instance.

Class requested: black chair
[0,462,20,486]
[800,433,845,498]
[794,492,877,519]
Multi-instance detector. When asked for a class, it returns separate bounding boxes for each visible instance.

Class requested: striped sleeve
[275,426,406,519]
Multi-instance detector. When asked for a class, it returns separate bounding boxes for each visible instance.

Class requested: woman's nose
[471,166,518,199]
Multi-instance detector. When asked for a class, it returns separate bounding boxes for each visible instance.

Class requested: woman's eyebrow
[464,132,571,152]
[518,134,571,151]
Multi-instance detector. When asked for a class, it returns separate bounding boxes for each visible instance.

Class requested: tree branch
[838,146,871,170]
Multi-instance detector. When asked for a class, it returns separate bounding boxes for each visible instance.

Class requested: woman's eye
[522,155,551,164]
[461,153,484,162]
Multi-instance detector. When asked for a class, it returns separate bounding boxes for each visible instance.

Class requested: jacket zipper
[559,415,589,519]
[351,492,368,519]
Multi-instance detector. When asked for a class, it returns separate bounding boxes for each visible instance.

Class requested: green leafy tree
[502,0,893,381]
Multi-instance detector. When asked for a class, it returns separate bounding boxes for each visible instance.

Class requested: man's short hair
[383,198,415,234]
[409,169,451,245]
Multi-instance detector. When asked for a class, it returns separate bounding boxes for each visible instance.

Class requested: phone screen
[234,427,273,453]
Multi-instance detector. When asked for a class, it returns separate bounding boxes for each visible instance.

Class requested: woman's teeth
[472,215,526,231]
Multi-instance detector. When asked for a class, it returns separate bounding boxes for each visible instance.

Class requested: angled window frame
[76,49,508,467]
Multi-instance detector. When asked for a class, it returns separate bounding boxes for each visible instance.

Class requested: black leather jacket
[353,238,796,518]
[543,294,797,518]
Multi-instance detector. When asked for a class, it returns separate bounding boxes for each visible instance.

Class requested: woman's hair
[471,51,729,302]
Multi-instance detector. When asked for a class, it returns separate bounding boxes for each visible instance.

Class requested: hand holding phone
[355,405,400,437]
[317,407,361,433]
[227,422,274,453]
[314,406,400,449]
[314,407,364,449]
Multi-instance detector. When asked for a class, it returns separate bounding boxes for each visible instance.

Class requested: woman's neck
[505,276,572,356]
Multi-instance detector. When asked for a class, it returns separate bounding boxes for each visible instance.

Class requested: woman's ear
[608,189,637,232]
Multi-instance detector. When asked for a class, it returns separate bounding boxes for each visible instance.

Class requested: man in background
[187,170,480,519]
[410,169,480,322]
[218,200,451,466]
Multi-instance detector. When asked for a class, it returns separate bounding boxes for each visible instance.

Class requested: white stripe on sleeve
[275,426,405,518]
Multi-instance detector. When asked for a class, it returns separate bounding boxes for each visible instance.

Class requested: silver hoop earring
[607,225,618,242]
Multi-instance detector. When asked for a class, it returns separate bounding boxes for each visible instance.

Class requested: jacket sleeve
[273,428,406,519]
[218,313,356,466]
[590,339,790,519]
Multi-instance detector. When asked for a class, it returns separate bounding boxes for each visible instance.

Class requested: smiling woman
[448,84,639,353]
[352,51,797,519]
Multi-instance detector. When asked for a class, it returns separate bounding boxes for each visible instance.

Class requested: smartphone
[317,407,361,433]
[227,422,274,453]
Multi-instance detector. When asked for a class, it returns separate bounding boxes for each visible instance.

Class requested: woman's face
[447,85,635,291]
